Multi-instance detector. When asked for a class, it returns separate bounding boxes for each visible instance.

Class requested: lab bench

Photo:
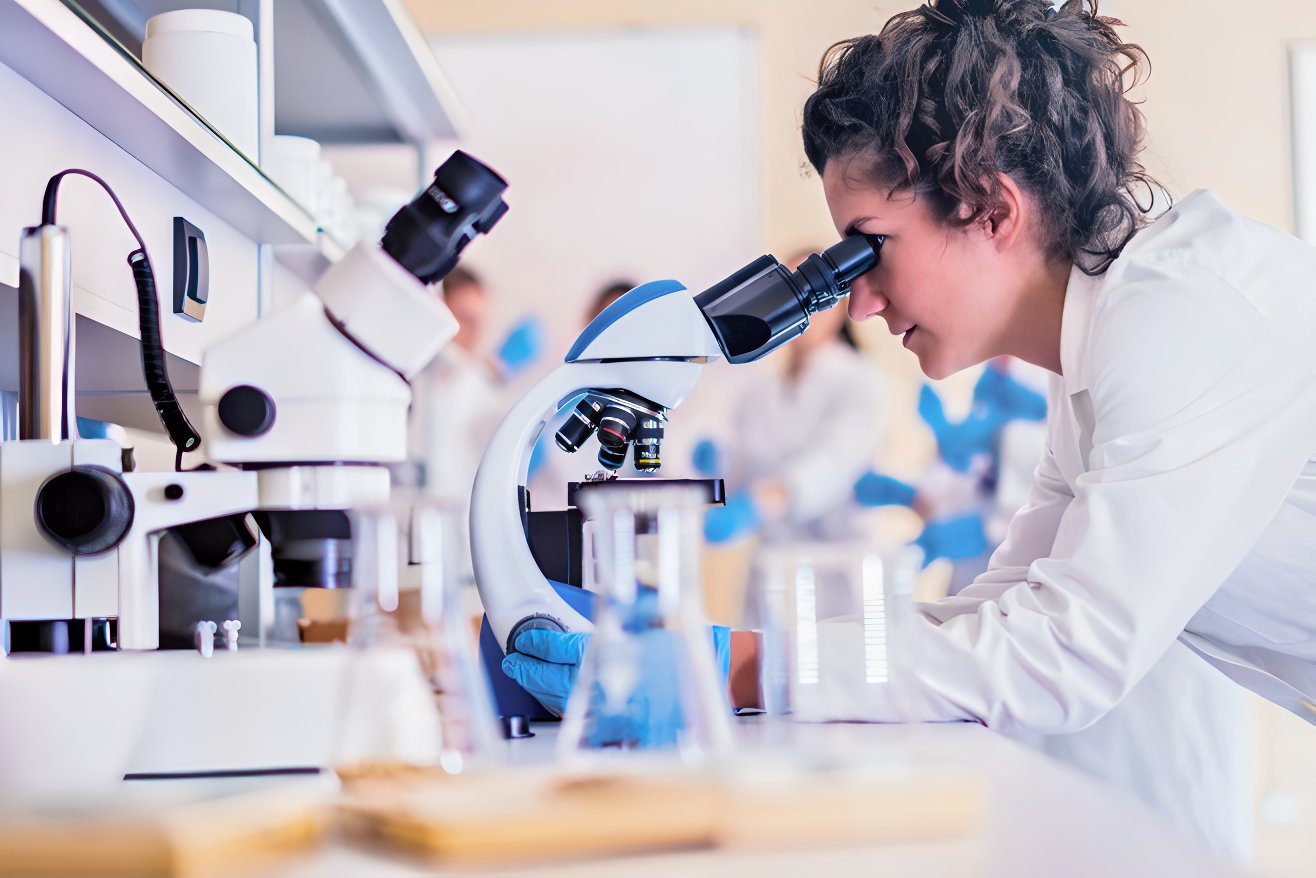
[237,720,1242,878]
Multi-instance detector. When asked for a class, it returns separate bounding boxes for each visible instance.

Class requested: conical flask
[334,494,501,777]
[557,482,733,762]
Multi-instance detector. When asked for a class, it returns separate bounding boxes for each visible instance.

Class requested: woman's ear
[983,173,1026,249]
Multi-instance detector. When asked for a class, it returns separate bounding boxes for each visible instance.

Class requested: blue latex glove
[973,365,1047,423]
[76,416,109,439]
[703,490,759,544]
[853,471,918,507]
[691,438,721,477]
[918,384,1001,473]
[501,624,732,747]
[501,629,588,716]
[912,512,989,567]
[496,316,545,377]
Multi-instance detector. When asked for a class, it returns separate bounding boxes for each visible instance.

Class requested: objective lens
[596,404,638,447]
[555,397,603,452]
[632,417,663,473]
[597,443,628,470]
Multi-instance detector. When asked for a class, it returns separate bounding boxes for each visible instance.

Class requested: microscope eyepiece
[381,150,509,286]
[695,235,882,364]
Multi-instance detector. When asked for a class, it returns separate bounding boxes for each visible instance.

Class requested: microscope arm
[471,357,704,650]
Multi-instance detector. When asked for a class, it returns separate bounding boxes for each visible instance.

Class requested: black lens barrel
[555,396,603,452]
[380,151,509,286]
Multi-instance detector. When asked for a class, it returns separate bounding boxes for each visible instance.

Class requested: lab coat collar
[1059,263,1099,395]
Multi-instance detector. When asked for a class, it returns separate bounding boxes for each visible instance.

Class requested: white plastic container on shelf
[142,10,259,159]
[264,134,322,211]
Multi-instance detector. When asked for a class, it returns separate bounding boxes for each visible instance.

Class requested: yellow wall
[406,0,1316,242]
[405,0,1316,472]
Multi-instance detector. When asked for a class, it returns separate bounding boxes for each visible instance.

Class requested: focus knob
[35,466,135,555]
[218,384,275,437]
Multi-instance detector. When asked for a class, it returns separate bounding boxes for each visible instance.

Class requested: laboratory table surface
[233,718,1242,878]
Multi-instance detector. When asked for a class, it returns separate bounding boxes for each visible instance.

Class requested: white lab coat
[731,342,886,543]
[946,393,1252,858]
[826,189,1316,732]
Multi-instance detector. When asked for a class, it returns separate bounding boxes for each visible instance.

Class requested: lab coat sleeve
[931,433,1072,610]
[851,264,1316,733]
[777,361,886,524]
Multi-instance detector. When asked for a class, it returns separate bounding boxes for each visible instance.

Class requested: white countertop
[246,718,1242,878]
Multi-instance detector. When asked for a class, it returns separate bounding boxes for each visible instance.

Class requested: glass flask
[334,494,500,777]
[756,542,920,720]
[557,482,733,762]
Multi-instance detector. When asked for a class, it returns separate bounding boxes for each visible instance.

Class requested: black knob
[218,385,275,437]
[35,466,135,555]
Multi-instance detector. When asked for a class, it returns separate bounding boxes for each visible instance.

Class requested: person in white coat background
[406,266,543,576]
[695,250,887,549]
[796,0,1315,838]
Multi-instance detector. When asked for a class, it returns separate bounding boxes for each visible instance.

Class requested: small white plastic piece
[222,619,241,652]
[195,621,217,658]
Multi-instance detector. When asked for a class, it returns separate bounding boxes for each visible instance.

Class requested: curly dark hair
[802,0,1163,274]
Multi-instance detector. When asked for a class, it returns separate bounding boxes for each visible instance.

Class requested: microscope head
[312,151,510,381]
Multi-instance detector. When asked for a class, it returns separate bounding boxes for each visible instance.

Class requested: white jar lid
[269,135,322,161]
[145,9,254,42]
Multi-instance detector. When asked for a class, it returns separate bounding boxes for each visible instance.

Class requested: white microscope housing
[471,280,723,649]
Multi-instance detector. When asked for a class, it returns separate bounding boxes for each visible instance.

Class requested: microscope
[471,234,883,671]
[1,151,508,654]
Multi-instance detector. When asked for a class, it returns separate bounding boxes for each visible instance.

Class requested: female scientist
[802,0,1316,730]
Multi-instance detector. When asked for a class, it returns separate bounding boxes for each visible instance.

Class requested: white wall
[422,27,761,357]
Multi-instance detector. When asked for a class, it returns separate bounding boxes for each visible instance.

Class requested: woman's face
[822,159,1019,380]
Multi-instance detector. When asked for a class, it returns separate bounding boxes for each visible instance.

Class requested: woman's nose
[847,274,887,321]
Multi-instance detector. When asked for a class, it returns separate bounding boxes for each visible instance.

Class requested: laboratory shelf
[69,0,467,145]
[0,0,340,282]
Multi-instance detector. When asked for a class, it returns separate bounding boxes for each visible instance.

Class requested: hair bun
[923,0,1057,27]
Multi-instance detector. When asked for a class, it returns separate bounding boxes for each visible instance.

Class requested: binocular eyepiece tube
[695,234,883,365]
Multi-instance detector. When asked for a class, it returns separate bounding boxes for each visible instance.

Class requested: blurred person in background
[694,249,887,560]
[406,266,544,576]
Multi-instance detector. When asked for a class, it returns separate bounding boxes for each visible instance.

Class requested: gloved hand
[973,364,1047,423]
[912,512,989,567]
[918,384,1000,473]
[691,438,721,477]
[495,315,545,377]
[853,471,918,507]
[501,628,589,716]
[501,624,732,747]
[703,490,759,544]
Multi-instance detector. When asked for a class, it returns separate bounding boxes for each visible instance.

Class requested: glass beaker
[557,482,733,762]
[756,541,919,720]
[334,494,500,778]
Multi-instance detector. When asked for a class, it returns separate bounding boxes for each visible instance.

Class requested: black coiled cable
[41,169,201,467]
